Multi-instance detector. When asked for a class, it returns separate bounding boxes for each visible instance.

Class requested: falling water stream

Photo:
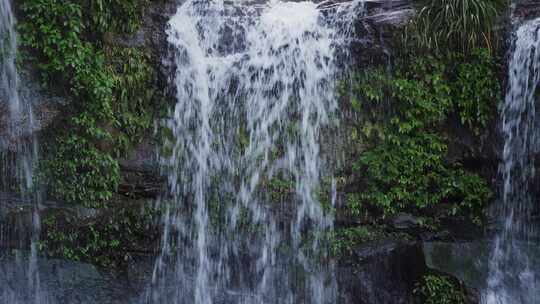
[145,1,364,303]
[0,0,45,302]
[0,0,19,117]
[483,17,540,304]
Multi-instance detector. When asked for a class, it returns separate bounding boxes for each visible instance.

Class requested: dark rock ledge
[337,238,426,304]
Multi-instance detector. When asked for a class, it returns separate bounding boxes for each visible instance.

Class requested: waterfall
[483,18,540,304]
[0,0,45,303]
[0,0,19,118]
[144,1,363,303]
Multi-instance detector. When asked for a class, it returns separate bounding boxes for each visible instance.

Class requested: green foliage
[85,0,149,34]
[359,133,446,214]
[414,274,467,304]
[357,133,491,222]
[19,0,88,83]
[408,0,507,54]
[40,204,160,267]
[343,51,497,221]
[20,0,157,206]
[328,226,389,257]
[267,176,295,202]
[345,192,364,217]
[46,135,119,205]
[107,47,156,154]
[453,49,500,134]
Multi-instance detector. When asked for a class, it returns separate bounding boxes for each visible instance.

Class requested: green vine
[342,49,499,223]
[19,0,158,206]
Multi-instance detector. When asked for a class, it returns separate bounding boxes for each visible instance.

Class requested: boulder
[337,238,426,304]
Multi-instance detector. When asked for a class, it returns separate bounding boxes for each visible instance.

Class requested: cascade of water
[144,1,364,303]
[0,0,45,303]
[483,18,540,304]
[0,0,19,119]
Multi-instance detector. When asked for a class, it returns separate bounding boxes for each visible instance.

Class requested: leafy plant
[85,0,149,34]
[328,226,389,257]
[408,0,507,53]
[44,134,119,205]
[20,0,158,206]
[342,51,497,221]
[414,274,467,304]
[453,48,500,134]
[107,46,156,154]
[40,204,160,267]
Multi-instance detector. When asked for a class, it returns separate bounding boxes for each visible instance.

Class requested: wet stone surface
[0,250,154,304]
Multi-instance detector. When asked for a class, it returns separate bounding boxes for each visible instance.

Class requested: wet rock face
[0,192,34,250]
[389,213,420,230]
[138,0,415,83]
[337,239,426,304]
[0,71,63,152]
[118,140,165,199]
[515,0,540,20]
[0,193,162,268]
[0,250,154,304]
[343,0,413,67]
[424,241,490,291]
[101,0,179,118]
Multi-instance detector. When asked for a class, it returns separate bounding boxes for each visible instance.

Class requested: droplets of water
[483,18,540,304]
[145,1,365,303]
[0,0,45,303]
[0,0,19,118]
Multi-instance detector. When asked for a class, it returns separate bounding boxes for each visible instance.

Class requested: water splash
[145,1,365,303]
[483,18,540,304]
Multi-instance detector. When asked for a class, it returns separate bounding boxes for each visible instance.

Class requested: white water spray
[0,0,19,117]
[145,1,365,303]
[0,0,46,303]
[483,18,540,304]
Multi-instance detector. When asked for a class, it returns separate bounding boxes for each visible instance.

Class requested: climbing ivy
[342,49,499,223]
[19,0,158,206]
